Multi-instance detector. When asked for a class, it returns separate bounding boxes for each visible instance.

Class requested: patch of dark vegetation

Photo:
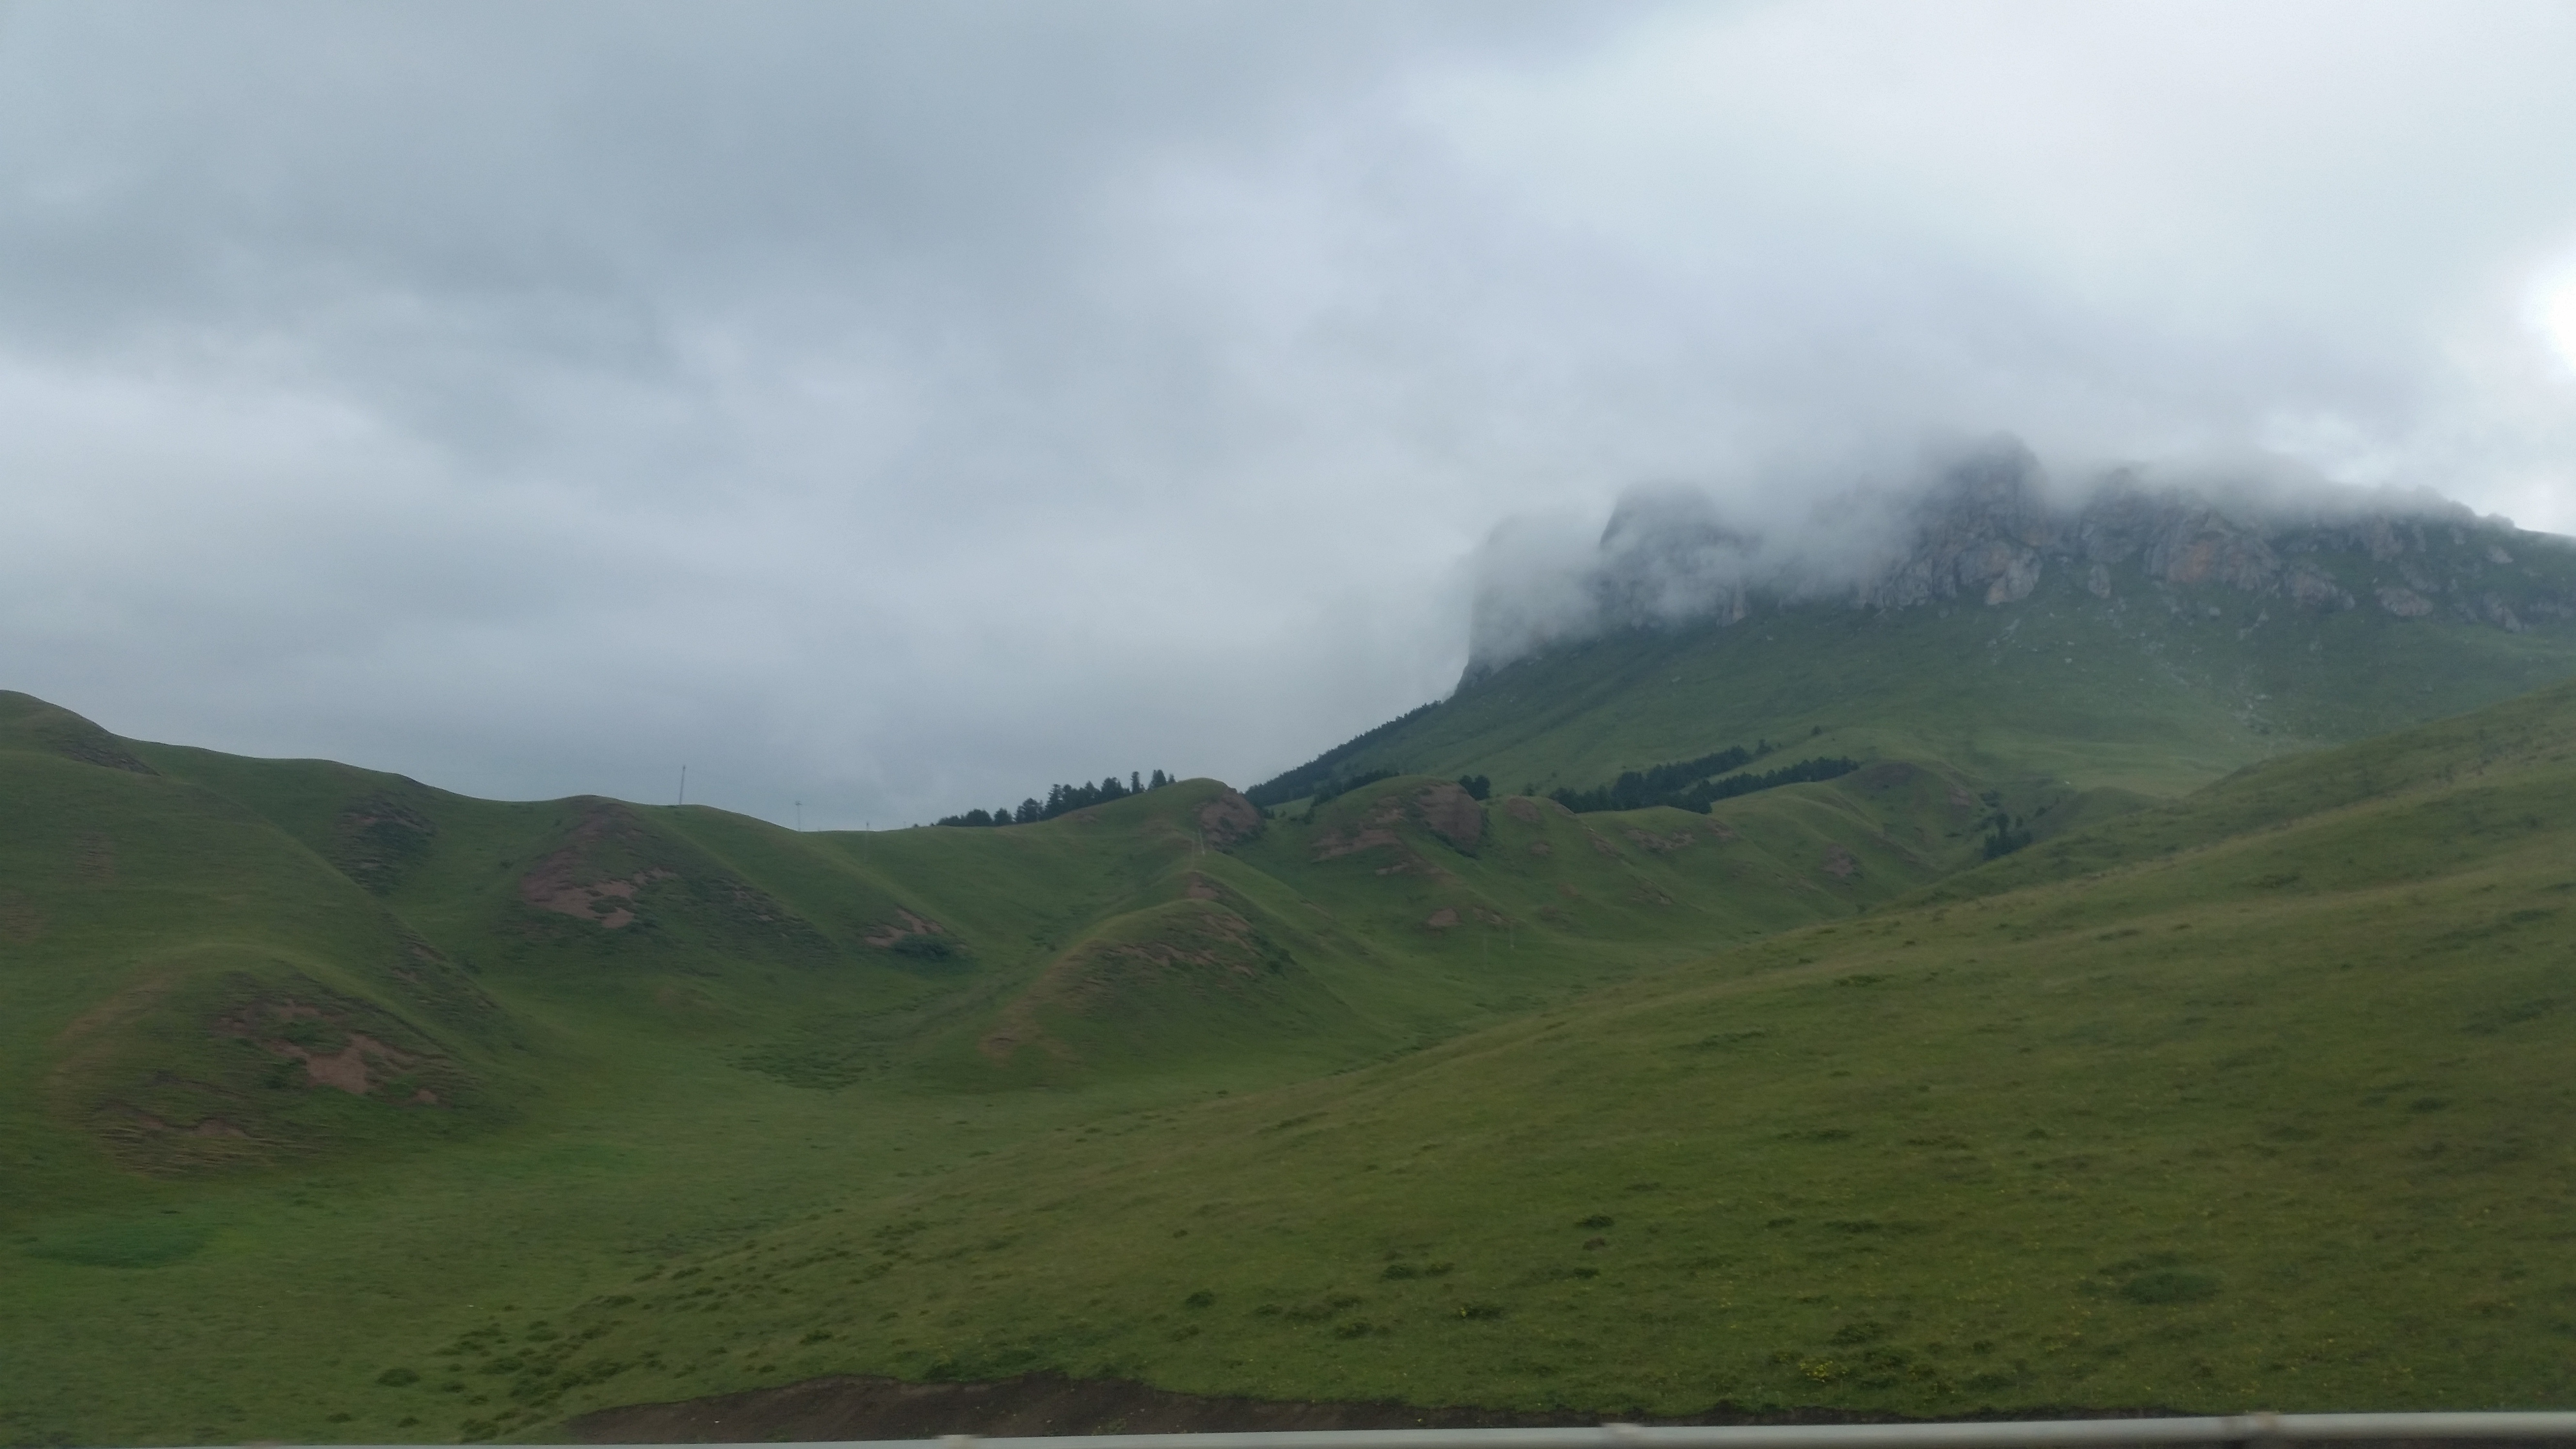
[1305,768,1394,808]
[331,789,439,894]
[940,771,1175,828]
[1552,748,1857,815]
[1244,701,1440,807]
[1979,792,2034,858]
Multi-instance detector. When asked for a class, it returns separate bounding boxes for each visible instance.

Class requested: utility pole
[678,765,687,806]
[795,801,802,832]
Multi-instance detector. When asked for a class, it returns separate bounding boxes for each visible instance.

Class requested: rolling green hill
[1,683,1986,1447]
[356,675,2576,1433]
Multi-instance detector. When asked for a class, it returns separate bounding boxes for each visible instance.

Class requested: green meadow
[6,575,2576,1444]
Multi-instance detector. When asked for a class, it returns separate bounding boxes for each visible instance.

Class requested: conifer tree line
[1243,700,1440,807]
[1548,740,1857,815]
[936,770,1173,828]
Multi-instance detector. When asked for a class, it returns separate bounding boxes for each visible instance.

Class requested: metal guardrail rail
[376,1413,2576,1449]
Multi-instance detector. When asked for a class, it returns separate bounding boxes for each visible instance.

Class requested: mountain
[1260,446,2576,807]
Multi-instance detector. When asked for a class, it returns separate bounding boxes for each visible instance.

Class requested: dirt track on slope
[564,1371,2180,1442]
[561,1372,2576,1446]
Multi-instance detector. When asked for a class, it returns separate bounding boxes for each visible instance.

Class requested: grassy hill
[366,676,2576,1432]
[7,610,2576,1444]
[0,685,1975,1447]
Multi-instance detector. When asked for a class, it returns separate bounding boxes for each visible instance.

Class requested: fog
[4,1,2576,823]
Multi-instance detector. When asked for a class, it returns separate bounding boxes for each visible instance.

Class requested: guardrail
[518,1414,2576,1449]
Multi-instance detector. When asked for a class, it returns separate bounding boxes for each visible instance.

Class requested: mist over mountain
[1463,437,2553,679]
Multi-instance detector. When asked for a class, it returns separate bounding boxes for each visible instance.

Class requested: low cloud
[3,3,2575,822]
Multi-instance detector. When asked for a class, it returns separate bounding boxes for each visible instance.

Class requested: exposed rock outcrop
[1850,442,2553,621]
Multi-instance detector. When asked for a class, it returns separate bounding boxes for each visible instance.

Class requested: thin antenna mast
[678,765,687,806]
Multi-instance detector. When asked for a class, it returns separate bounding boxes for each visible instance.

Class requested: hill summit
[1470,438,2562,677]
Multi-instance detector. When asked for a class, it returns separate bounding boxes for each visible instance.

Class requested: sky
[5,0,2576,828]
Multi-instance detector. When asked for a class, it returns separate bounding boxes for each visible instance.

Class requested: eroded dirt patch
[213,1000,440,1097]
[1413,781,1485,850]
[332,791,438,893]
[1195,789,1264,847]
[862,909,947,948]
[518,804,676,929]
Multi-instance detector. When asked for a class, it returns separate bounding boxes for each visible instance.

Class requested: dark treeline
[1244,700,1441,807]
[936,769,1173,828]
[1305,768,1392,808]
[1550,741,1858,815]
[1549,742,1766,812]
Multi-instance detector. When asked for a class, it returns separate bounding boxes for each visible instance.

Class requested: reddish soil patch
[1183,875,1221,901]
[516,804,673,929]
[1423,907,1460,930]
[121,1107,248,1139]
[1704,819,1739,841]
[1310,825,1402,861]
[1623,827,1697,853]
[863,909,947,948]
[1413,782,1485,850]
[1587,833,1622,857]
[1195,789,1264,848]
[1822,844,1860,880]
[1527,841,1553,857]
[212,1000,440,1099]
[1373,854,1450,879]
[1505,796,1543,824]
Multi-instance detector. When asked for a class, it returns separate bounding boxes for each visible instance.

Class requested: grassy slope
[1327,549,2576,804]
[344,677,2576,1432]
[8,677,2572,1441]
[2,696,1962,1446]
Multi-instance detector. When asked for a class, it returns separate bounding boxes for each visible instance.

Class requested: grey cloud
[3,1,2575,825]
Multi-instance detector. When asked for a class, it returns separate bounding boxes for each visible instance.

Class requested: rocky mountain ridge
[1860,443,2563,631]
[1467,440,2575,677]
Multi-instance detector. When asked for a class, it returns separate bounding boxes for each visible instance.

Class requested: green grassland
[5,576,2576,1445]
[0,684,1980,1445]
[313,677,2576,1433]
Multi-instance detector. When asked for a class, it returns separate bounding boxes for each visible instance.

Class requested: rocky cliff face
[1857,442,2563,632]
[1463,439,2576,678]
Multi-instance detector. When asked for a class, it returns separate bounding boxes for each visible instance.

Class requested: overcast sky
[6,0,2576,827]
